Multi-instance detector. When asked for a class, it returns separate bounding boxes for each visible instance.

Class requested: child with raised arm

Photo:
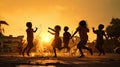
[92,24,107,56]
[71,20,93,58]
[48,25,62,57]
[22,22,38,56]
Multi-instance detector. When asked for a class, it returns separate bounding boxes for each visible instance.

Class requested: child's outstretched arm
[48,30,55,35]
[33,27,38,32]
[71,30,78,39]
[48,27,55,32]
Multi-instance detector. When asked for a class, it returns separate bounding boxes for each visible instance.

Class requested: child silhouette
[62,26,71,52]
[48,25,62,57]
[71,20,93,58]
[22,22,38,56]
[92,24,107,56]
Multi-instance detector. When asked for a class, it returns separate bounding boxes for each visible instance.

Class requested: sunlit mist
[41,34,53,44]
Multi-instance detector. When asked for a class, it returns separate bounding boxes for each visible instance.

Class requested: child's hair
[98,24,104,30]
[64,26,69,31]
[26,22,32,28]
[79,20,87,27]
[54,25,61,31]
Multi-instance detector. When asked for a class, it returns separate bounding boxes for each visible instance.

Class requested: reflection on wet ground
[17,65,56,67]
[0,53,120,67]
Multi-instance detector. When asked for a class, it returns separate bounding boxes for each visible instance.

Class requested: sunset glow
[41,35,53,43]
[0,1,120,66]
[0,0,120,42]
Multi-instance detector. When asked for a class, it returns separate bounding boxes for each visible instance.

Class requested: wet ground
[0,53,120,67]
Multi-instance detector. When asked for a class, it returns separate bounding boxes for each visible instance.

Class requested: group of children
[48,25,72,57]
[22,20,108,58]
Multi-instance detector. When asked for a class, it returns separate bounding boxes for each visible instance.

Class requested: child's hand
[48,27,50,29]
[35,27,38,30]
[33,27,38,32]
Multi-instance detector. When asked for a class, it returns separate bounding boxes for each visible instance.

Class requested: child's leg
[65,42,70,52]
[77,41,84,57]
[53,47,57,57]
[99,46,105,55]
[96,45,102,56]
[26,46,33,56]
[26,42,34,56]
[101,49,105,55]
[83,46,93,55]
[78,48,84,57]
[22,45,28,56]
[67,47,70,52]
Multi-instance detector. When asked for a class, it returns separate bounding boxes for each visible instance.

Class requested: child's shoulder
[26,28,33,31]
[76,26,81,30]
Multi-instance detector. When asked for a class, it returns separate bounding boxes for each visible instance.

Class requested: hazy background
[0,0,120,42]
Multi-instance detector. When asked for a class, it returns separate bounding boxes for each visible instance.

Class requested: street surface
[0,53,120,67]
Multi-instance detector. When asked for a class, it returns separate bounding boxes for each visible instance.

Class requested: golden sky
[0,0,120,42]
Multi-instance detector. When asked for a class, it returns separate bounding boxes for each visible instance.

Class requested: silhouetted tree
[106,18,120,53]
[106,18,120,40]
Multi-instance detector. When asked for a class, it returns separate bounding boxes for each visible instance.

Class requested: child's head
[26,22,32,28]
[79,20,87,27]
[54,25,61,32]
[98,24,104,30]
[64,26,69,32]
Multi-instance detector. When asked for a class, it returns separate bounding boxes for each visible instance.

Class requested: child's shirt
[76,26,89,41]
[63,32,71,43]
[26,28,34,41]
[94,30,105,41]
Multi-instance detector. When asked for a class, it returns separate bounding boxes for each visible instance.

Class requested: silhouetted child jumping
[62,26,71,52]
[48,25,62,57]
[92,24,107,56]
[71,20,93,58]
[22,22,38,56]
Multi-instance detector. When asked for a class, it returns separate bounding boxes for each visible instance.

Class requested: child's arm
[48,27,55,32]
[69,33,71,37]
[71,30,78,39]
[33,27,38,32]
[92,27,96,33]
[48,30,55,35]
[87,28,89,32]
